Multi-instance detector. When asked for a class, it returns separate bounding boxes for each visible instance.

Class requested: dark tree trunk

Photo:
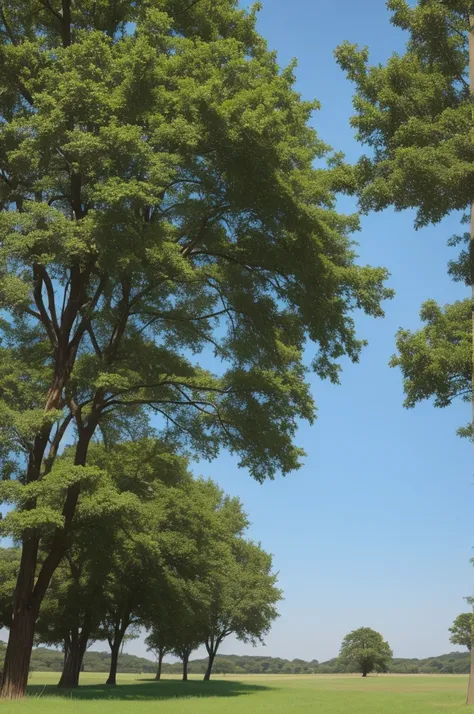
[58,648,80,688]
[1,535,41,699]
[1,429,96,700]
[362,672,367,677]
[182,652,189,682]
[0,598,37,699]
[106,643,121,686]
[155,652,164,681]
[203,635,224,681]
[203,650,216,681]
[58,628,89,688]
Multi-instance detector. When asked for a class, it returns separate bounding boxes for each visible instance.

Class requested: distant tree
[339,627,392,677]
[145,626,173,682]
[450,613,473,651]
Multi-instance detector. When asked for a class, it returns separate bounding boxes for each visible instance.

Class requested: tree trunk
[362,672,367,678]
[0,601,36,699]
[203,650,216,681]
[155,652,164,681]
[58,648,80,688]
[58,628,89,688]
[182,652,189,682]
[1,428,96,699]
[106,643,120,686]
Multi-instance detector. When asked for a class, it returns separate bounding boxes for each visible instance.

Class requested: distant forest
[0,641,469,675]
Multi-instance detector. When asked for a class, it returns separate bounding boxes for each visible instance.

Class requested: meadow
[0,672,468,713]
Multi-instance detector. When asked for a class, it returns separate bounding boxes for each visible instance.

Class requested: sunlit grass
[0,672,468,713]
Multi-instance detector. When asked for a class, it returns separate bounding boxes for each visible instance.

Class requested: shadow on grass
[26,679,276,701]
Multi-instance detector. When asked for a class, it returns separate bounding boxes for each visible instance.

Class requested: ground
[0,672,468,712]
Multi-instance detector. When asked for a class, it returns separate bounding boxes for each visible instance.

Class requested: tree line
[0,440,281,686]
[2,641,472,677]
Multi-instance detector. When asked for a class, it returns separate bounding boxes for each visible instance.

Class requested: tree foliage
[0,548,20,629]
[339,627,392,677]
[450,612,473,651]
[390,298,471,437]
[335,0,473,227]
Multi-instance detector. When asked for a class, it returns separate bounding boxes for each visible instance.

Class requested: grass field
[0,672,468,713]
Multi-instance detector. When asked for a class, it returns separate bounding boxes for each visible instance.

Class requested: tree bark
[182,652,189,682]
[203,650,217,681]
[58,626,90,688]
[0,599,37,699]
[155,652,164,681]
[106,643,121,686]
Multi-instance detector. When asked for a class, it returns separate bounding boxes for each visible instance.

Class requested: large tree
[339,627,392,677]
[0,0,391,697]
[335,0,473,700]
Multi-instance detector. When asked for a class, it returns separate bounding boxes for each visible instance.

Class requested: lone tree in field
[339,627,392,677]
[0,0,391,698]
[450,613,473,651]
[336,0,473,700]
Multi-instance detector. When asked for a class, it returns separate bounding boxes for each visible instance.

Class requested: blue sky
[125,0,472,664]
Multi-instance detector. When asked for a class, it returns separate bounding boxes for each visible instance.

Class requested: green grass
[0,672,468,713]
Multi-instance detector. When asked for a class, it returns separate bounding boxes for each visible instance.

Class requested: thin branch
[181,215,209,258]
[0,4,17,45]
[48,194,67,206]
[36,0,62,23]
[87,324,102,359]
[42,412,73,476]
[37,264,59,333]
[33,265,58,347]
[24,306,43,321]
[176,0,204,15]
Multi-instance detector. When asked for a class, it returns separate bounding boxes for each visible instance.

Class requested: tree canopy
[339,627,393,677]
[450,612,473,651]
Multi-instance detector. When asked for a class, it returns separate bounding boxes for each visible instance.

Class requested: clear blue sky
[125,0,472,664]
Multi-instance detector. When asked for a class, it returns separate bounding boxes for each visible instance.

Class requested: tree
[390,299,471,438]
[202,539,281,680]
[0,0,392,698]
[450,613,473,651]
[145,627,173,682]
[0,548,20,630]
[35,554,105,688]
[339,627,392,677]
[144,476,250,682]
[335,0,473,700]
[335,0,473,439]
